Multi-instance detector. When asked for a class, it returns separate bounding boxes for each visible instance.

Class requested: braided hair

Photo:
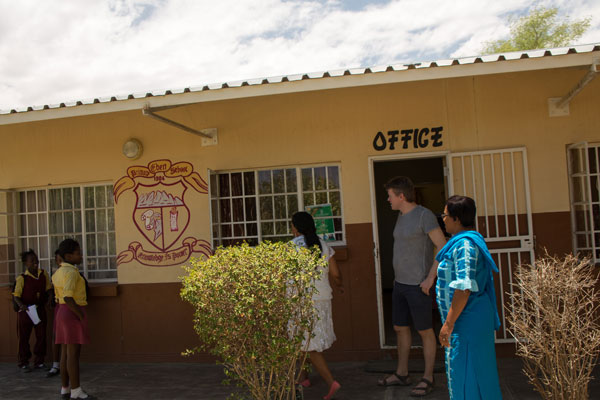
[292,211,322,256]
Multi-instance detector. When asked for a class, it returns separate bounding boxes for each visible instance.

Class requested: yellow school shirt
[12,269,51,297]
[52,263,87,306]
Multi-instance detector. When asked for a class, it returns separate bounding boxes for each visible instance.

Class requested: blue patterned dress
[435,230,502,400]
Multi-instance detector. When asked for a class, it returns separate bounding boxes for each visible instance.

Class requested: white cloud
[0,0,598,110]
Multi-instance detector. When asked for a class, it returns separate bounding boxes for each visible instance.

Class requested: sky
[0,0,598,111]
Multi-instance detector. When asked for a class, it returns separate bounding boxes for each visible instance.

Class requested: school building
[1,44,599,363]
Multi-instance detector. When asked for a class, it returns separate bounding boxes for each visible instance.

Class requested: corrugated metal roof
[1,44,599,116]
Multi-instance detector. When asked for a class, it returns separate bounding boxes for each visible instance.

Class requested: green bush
[181,241,324,400]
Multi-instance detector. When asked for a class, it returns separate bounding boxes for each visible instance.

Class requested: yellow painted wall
[0,65,598,284]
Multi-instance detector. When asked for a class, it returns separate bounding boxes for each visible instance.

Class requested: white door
[448,147,534,343]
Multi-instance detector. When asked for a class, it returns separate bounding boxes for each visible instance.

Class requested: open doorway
[372,156,447,347]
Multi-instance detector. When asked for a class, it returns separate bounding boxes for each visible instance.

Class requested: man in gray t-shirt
[378,177,446,397]
[393,205,439,285]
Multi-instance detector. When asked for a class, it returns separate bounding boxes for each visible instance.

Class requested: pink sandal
[323,381,341,400]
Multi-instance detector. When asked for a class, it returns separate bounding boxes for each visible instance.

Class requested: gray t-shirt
[392,205,439,285]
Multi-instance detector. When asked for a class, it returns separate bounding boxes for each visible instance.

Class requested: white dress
[291,236,337,352]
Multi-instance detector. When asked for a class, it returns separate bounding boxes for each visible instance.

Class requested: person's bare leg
[411,328,436,395]
[297,355,310,383]
[53,341,61,364]
[297,367,307,382]
[47,332,61,376]
[309,351,334,386]
[378,325,412,385]
[60,344,69,388]
[420,328,436,381]
[66,344,81,389]
[395,325,411,376]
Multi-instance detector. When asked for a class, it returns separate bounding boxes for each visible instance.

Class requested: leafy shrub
[508,253,600,399]
[181,241,323,400]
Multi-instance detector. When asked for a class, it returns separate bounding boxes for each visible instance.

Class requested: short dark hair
[58,238,81,259]
[446,195,476,228]
[20,249,38,263]
[384,176,415,203]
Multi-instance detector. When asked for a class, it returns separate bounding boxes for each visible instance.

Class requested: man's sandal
[377,372,411,386]
[409,377,434,397]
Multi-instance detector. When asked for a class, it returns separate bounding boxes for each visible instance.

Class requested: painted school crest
[113,159,212,267]
[133,181,190,251]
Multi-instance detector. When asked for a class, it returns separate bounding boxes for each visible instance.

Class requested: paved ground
[0,359,598,399]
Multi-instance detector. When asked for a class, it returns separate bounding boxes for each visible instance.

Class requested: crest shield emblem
[133,181,190,252]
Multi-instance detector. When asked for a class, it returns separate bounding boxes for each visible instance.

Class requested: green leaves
[181,241,325,399]
[482,6,591,54]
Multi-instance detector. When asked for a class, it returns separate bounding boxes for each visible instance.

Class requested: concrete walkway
[0,359,597,399]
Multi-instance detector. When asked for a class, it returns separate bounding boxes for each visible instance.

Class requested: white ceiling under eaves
[0,44,599,124]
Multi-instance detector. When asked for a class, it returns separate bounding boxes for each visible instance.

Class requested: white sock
[71,387,89,399]
[61,386,70,395]
[52,362,60,369]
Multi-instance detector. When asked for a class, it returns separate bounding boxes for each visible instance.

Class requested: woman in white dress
[291,211,343,400]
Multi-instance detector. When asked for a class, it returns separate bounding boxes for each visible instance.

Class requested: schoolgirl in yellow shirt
[52,239,95,400]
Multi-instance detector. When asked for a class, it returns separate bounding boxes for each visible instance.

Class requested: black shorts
[392,281,433,331]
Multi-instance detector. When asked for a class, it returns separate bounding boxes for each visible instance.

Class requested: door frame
[368,150,449,349]
[369,147,535,348]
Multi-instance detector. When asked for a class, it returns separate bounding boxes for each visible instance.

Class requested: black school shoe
[47,367,60,377]
[19,365,32,373]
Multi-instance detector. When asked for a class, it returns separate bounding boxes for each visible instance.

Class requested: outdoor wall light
[122,138,143,160]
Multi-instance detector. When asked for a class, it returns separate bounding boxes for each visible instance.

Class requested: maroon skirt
[55,304,90,345]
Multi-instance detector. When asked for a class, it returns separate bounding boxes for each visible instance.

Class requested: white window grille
[567,143,600,264]
[0,190,18,286]
[0,184,117,284]
[210,165,344,247]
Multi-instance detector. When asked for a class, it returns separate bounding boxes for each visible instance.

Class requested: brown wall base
[0,215,574,363]
[532,211,573,257]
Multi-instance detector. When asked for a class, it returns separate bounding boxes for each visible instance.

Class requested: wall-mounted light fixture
[122,138,143,160]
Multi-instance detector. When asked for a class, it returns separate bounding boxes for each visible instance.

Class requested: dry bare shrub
[507,253,600,399]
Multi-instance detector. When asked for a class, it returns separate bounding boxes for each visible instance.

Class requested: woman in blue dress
[436,195,502,399]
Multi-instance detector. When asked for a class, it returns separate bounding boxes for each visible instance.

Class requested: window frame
[209,163,346,248]
[0,182,117,284]
[0,189,18,286]
[567,142,600,265]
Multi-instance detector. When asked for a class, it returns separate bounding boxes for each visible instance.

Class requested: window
[210,165,344,247]
[0,184,116,284]
[0,190,18,285]
[567,143,600,264]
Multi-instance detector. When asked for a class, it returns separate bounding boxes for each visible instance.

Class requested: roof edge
[1,47,598,126]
